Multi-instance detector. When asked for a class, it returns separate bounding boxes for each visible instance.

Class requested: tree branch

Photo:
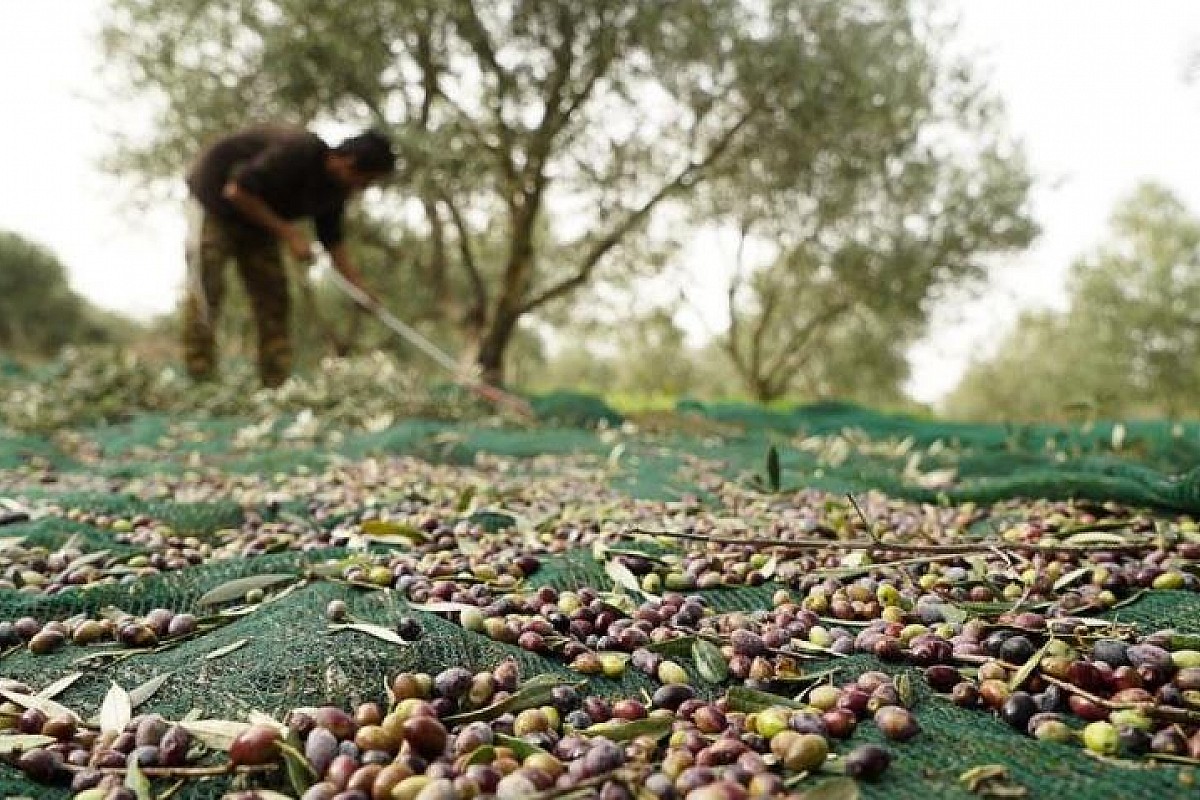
[438,190,489,323]
[761,299,855,391]
[519,104,760,313]
[724,223,752,375]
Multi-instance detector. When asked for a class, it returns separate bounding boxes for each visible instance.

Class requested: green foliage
[710,5,1038,402]
[100,0,1034,396]
[948,183,1200,420]
[0,231,134,357]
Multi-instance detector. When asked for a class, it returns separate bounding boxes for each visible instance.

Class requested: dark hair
[335,130,397,175]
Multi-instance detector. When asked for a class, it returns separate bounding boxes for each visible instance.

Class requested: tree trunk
[476,311,518,387]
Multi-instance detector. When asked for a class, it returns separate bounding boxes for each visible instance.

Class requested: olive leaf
[692,638,729,685]
[605,560,642,595]
[408,601,478,613]
[726,686,805,713]
[65,550,110,573]
[204,638,251,661]
[444,676,574,725]
[760,555,780,580]
[936,603,969,626]
[248,711,289,735]
[128,673,173,710]
[798,776,860,800]
[196,573,296,607]
[0,734,55,755]
[179,719,251,752]
[1062,531,1132,547]
[278,740,316,795]
[1168,633,1200,651]
[896,672,915,708]
[646,635,698,658]
[1008,641,1051,692]
[960,765,1009,792]
[99,683,132,735]
[36,672,83,700]
[0,689,80,723]
[467,510,518,534]
[580,716,672,742]
[455,744,496,772]
[455,485,477,513]
[457,535,482,556]
[328,623,409,645]
[494,732,550,759]
[125,755,152,800]
[361,520,428,544]
[1052,566,1093,593]
[767,445,782,493]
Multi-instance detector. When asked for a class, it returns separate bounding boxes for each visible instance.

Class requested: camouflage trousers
[182,202,292,388]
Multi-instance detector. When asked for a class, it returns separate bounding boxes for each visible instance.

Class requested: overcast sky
[2,1,1200,405]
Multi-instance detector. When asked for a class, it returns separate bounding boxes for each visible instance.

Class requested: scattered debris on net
[1,442,1200,800]
[0,348,489,436]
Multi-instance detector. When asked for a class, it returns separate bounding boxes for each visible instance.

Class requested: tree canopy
[0,231,132,358]
[103,0,1035,392]
[948,183,1200,420]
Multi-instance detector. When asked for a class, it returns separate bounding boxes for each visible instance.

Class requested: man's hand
[281,225,314,262]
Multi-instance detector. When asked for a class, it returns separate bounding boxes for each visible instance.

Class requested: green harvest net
[2,395,1200,798]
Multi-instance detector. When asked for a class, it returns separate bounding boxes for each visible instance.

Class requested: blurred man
[183,126,396,387]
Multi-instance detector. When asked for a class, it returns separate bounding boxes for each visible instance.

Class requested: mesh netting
[3,395,1200,798]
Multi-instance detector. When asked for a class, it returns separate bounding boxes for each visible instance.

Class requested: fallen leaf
[99,683,132,735]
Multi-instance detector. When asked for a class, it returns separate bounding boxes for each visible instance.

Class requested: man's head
[326,130,397,193]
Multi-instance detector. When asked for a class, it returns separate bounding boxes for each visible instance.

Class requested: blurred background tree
[0,231,137,359]
[948,182,1200,420]
[100,0,1035,397]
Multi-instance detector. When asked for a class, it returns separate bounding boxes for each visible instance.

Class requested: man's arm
[221,182,313,261]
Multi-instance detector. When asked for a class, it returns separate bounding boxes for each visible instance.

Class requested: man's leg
[181,204,230,382]
[234,240,292,388]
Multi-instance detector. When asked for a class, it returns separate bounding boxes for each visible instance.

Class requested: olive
[326,600,349,621]
[1151,727,1188,756]
[1118,726,1152,756]
[354,725,397,754]
[166,613,197,637]
[135,715,169,747]
[1082,722,1119,755]
[17,707,48,734]
[301,784,338,800]
[395,617,422,641]
[229,723,280,765]
[402,716,447,759]
[72,620,108,645]
[770,730,828,771]
[924,665,960,693]
[1000,692,1037,731]
[999,635,1036,664]
[17,748,63,783]
[315,707,357,740]
[159,724,190,767]
[42,715,77,740]
[1092,639,1129,667]
[306,726,340,776]
[842,744,892,780]
[129,745,160,767]
[730,629,766,657]
[874,706,919,741]
[434,667,472,699]
[29,629,65,654]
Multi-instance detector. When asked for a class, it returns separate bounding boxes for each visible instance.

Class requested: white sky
[2,1,1200,405]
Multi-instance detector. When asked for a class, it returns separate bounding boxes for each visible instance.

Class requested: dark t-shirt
[186,126,348,248]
